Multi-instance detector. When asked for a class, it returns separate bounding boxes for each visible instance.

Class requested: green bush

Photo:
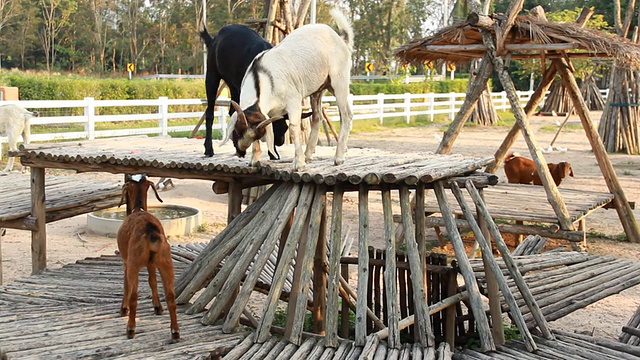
[350,79,469,95]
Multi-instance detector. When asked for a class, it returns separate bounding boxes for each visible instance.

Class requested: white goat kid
[0,104,33,172]
[226,8,354,171]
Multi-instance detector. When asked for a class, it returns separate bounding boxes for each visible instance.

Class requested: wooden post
[227,180,243,224]
[400,186,435,348]
[31,167,46,275]
[313,192,328,335]
[465,180,554,340]
[483,31,574,232]
[451,182,537,351]
[325,184,344,347]
[257,183,316,343]
[356,184,370,346]
[287,185,326,344]
[477,188,505,346]
[555,58,640,243]
[0,227,4,284]
[382,185,400,348]
[433,181,495,352]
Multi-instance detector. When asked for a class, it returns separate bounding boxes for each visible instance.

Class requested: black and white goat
[0,104,34,172]
[200,24,289,160]
[226,8,354,171]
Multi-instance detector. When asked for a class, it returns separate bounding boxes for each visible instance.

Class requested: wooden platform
[422,183,615,241]
[3,245,640,359]
[470,251,640,328]
[0,172,122,230]
[13,136,494,188]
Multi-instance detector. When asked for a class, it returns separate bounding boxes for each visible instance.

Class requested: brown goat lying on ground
[504,153,574,186]
[116,174,180,341]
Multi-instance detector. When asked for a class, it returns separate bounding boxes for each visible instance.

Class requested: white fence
[0,90,554,145]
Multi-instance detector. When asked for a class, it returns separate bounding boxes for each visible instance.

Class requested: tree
[38,0,77,71]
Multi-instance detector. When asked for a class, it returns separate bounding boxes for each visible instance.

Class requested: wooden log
[31,167,46,275]
[221,333,255,360]
[433,181,494,352]
[359,334,380,360]
[326,183,344,348]
[287,185,327,345]
[175,185,279,298]
[436,55,492,154]
[256,184,316,343]
[450,182,537,352]
[465,180,553,340]
[338,274,385,330]
[313,197,328,335]
[381,185,400,348]
[355,184,370,346]
[555,329,640,357]
[555,58,640,243]
[221,183,303,332]
[483,31,574,232]
[620,305,640,343]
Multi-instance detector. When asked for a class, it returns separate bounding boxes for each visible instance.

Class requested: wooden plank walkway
[2,245,640,359]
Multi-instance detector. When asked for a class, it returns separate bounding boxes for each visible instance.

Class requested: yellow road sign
[424,60,435,70]
[127,63,135,72]
[365,62,374,72]
[446,62,456,72]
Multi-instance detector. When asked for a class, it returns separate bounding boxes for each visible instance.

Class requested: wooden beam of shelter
[485,6,595,173]
[554,58,640,243]
[483,30,574,231]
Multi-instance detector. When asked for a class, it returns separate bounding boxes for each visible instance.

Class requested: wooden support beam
[483,31,574,232]
[381,185,400,348]
[355,184,370,346]
[437,53,494,154]
[227,181,243,224]
[465,180,554,340]
[433,181,495,352]
[451,182,536,351]
[312,192,328,335]
[554,58,640,243]
[31,167,46,275]
[325,184,344,347]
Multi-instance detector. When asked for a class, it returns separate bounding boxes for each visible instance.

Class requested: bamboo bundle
[540,81,574,115]
[511,235,547,256]
[598,62,640,154]
[581,75,605,111]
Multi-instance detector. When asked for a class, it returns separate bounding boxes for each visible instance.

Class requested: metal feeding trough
[87,204,202,237]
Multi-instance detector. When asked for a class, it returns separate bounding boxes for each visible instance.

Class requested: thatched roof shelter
[395,13,640,70]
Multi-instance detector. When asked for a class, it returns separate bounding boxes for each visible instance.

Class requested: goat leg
[147,264,163,315]
[158,251,180,341]
[125,263,142,339]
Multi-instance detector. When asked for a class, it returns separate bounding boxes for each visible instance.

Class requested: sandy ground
[2,110,640,341]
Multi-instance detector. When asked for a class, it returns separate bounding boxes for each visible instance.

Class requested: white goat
[225,8,354,171]
[0,104,33,172]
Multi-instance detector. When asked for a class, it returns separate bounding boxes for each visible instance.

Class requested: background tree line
[0,0,633,79]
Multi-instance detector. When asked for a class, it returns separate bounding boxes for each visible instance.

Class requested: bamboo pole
[326,183,344,347]
[465,180,553,340]
[221,184,303,332]
[355,184,370,346]
[381,185,400,348]
[31,167,46,274]
[555,58,640,243]
[450,182,537,351]
[433,181,494,352]
[255,184,315,342]
[313,195,328,335]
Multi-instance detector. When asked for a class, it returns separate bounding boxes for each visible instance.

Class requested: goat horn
[147,180,164,203]
[257,115,285,130]
[229,101,247,127]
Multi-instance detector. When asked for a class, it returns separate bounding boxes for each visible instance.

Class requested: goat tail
[199,26,215,48]
[330,8,354,53]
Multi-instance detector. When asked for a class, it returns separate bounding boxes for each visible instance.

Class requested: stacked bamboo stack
[174,172,552,354]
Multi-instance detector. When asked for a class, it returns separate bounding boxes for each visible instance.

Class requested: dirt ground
[1,110,640,341]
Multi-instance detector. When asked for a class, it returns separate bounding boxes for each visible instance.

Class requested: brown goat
[116,175,180,341]
[504,153,574,186]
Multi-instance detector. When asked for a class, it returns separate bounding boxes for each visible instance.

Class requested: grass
[538,123,583,132]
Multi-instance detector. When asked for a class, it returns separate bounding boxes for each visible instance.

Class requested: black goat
[200,24,289,159]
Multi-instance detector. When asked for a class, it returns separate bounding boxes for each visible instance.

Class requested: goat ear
[569,165,574,177]
[229,101,247,127]
[256,115,285,130]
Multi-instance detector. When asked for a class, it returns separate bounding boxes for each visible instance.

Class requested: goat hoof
[171,329,181,341]
[126,328,135,339]
[334,158,345,166]
[154,306,164,315]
